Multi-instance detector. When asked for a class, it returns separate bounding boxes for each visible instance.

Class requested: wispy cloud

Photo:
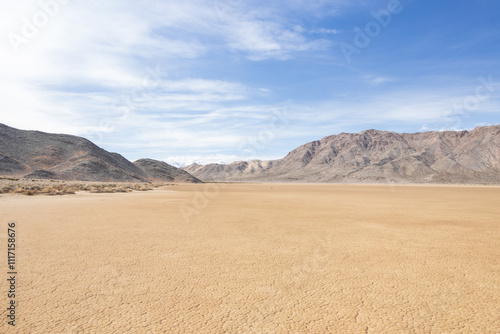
[163,154,242,167]
[0,0,332,133]
[309,28,342,34]
[1,0,499,166]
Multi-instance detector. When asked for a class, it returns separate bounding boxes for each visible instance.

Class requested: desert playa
[1,183,499,333]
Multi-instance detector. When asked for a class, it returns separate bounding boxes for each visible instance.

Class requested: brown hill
[134,159,201,183]
[183,125,500,184]
[0,123,200,183]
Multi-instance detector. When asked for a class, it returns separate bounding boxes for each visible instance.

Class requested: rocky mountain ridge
[183,125,500,184]
[0,123,201,183]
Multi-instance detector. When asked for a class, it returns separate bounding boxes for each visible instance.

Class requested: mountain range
[0,123,201,183]
[183,125,500,184]
[2,123,499,184]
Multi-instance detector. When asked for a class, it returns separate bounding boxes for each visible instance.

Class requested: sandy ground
[1,183,499,333]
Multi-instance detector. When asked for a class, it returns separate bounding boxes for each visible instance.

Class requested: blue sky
[1,0,500,166]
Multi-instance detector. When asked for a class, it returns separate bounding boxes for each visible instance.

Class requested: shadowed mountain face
[183,125,500,184]
[134,159,201,183]
[0,123,200,183]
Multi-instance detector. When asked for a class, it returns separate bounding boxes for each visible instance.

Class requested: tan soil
[1,184,499,333]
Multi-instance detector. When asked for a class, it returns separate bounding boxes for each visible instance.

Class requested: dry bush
[1,181,160,196]
[0,177,19,181]
[42,187,54,193]
[62,187,75,195]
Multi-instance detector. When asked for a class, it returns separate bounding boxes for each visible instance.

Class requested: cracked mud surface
[1,184,499,333]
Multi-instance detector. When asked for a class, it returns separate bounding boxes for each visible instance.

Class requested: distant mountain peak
[183,125,500,184]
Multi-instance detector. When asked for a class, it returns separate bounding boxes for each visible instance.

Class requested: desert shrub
[42,187,54,193]
[0,177,19,181]
[62,187,75,194]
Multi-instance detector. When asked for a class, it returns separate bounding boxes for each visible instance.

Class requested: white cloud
[310,28,342,34]
[1,0,498,167]
[163,154,242,167]
[364,75,394,85]
[225,19,329,60]
[0,0,331,137]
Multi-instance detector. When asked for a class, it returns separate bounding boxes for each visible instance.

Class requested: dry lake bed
[1,183,499,333]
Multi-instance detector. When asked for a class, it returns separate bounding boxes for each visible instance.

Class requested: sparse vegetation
[0,177,19,181]
[0,180,163,196]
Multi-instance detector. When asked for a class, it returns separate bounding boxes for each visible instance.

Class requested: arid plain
[1,183,499,333]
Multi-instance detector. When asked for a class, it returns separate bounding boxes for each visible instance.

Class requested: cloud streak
[1,0,499,166]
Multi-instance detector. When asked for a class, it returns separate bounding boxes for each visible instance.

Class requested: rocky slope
[134,159,201,183]
[183,125,500,184]
[0,123,200,183]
